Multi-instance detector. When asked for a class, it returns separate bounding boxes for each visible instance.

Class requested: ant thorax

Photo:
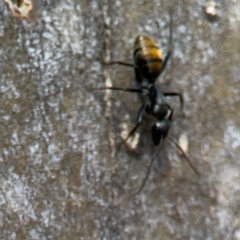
[144,86,171,121]
[139,79,153,92]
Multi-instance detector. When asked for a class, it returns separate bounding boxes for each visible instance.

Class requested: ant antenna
[133,138,164,196]
[133,136,200,196]
[168,137,200,176]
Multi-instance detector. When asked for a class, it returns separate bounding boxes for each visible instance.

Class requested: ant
[102,10,200,195]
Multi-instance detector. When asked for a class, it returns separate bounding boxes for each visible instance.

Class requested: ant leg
[167,107,174,121]
[98,87,142,94]
[133,138,164,195]
[115,104,144,154]
[159,51,172,76]
[163,92,184,111]
[104,61,136,68]
[90,87,143,95]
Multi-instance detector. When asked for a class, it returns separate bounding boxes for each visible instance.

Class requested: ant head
[151,120,171,145]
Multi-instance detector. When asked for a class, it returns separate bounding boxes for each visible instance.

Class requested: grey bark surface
[0,0,240,239]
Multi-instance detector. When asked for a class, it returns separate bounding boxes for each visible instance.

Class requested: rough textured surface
[0,0,240,239]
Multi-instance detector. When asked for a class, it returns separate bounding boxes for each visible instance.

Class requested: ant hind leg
[104,61,136,68]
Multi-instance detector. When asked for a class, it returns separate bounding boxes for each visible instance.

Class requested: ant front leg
[116,104,144,153]
[163,92,184,111]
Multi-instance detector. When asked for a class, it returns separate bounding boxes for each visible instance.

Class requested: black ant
[102,10,200,195]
